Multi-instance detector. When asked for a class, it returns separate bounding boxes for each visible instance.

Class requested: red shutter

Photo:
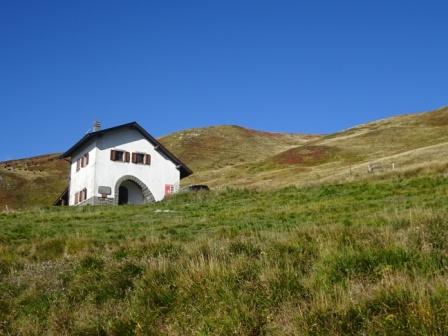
[85,153,89,166]
[145,154,151,165]
[132,153,137,163]
[110,150,116,161]
[125,151,130,162]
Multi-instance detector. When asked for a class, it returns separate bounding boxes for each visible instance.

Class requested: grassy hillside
[0,154,68,210]
[183,106,448,188]
[1,173,448,334]
[158,125,317,171]
[0,126,315,209]
[2,106,448,209]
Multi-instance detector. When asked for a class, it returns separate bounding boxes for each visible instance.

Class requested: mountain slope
[1,106,448,208]
[0,154,69,209]
[0,126,317,209]
[159,125,318,171]
[184,106,448,188]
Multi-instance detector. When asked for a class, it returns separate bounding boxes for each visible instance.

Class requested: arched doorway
[118,185,129,205]
[118,180,144,205]
[114,175,155,205]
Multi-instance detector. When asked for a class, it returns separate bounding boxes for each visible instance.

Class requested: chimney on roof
[92,120,101,132]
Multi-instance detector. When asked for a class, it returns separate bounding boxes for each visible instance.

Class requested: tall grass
[1,175,448,334]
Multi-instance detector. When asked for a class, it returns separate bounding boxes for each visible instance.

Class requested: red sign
[165,184,174,195]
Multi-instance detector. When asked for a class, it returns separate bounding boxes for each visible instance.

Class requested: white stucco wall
[69,140,97,205]
[75,127,180,202]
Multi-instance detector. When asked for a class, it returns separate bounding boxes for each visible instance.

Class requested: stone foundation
[75,175,155,206]
[76,196,115,206]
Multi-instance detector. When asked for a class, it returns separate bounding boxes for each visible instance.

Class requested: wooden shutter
[85,153,89,166]
[75,192,79,204]
[144,154,151,165]
[110,150,116,161]
[125,151,130,162]
[132,153,137,163]
[76,159,80,171]
[83,188,87,202]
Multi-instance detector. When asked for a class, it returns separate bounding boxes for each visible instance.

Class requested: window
[111,150,150,165]
[132,152,151,165]
[116,151,124,161]
[76,152,89,171]
[75,188,87,204]
[132,153,145,164]
[110,150,130,162]
[81,153,89,167]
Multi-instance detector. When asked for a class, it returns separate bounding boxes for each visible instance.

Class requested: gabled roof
[61,122,193,179]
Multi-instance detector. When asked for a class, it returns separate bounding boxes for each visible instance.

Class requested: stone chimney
[93,120,101,132]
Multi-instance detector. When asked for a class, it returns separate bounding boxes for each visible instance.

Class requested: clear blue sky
[1,1,447,161]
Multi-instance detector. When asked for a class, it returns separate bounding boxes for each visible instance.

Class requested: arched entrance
[114,175,155,205]
[118,185,129,205]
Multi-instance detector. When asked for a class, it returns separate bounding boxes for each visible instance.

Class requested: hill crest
[2,106,448,208]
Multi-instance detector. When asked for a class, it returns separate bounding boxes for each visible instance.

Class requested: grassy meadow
[1,172,448,335]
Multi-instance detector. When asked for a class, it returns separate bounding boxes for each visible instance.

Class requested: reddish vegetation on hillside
[159,125,314,171]
[272,145,337,165]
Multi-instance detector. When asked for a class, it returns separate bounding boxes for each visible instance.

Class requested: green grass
[1,174,448,334]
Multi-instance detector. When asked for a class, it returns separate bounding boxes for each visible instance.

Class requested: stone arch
[114,175,155,205]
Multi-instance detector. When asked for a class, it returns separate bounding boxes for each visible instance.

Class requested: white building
[55,122,192,206]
